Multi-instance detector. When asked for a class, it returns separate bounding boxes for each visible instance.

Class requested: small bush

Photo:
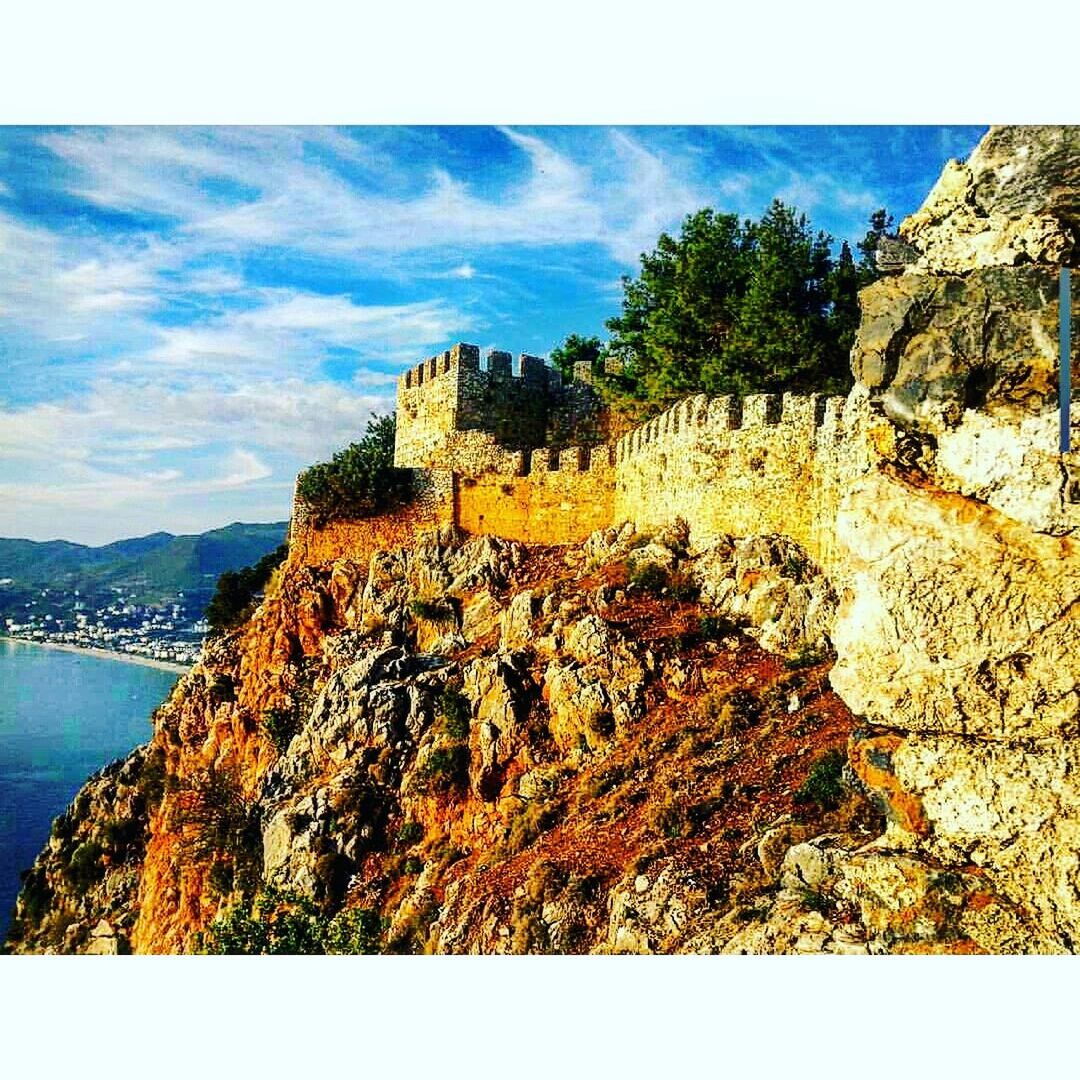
[500,799,562,856]
[205,544,289,636]
[699,614,738,641]
[628,561,670,593]
[409,597,455,623]
[799,887,836,915]
[783,553,810,581]
[263,707,300,755]
[785,642,831,670]
[65,841,105,894]
[136,746,170,811]
[793,749,846,811]
[647,796,687,840]
[17,866,52,927]
[325,907,383,955]
[438,686,471,740]
[418,745,470,792]
[583,760,628,801]
[667,569,699,601]
[101,816,142,859]
[403,856,424,875]
[397,821,424,847]
[207,861,234,897]
[698,687,760,737]
[628,561,698,601]
[200,887,327,955]
[525,859,569,903]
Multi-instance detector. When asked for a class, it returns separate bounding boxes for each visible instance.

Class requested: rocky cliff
[7,124,1080,955]
[5,519,887,954]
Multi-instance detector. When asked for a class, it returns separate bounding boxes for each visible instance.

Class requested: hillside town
[1,584,204,667]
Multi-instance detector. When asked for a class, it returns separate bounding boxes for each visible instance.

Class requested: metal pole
[1062,266,1072,454]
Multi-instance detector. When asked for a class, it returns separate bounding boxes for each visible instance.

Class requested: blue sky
[0,125,986,544]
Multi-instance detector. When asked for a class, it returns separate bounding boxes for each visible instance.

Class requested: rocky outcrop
[735,125,1080,952]
[901,126,1078,274]
[7,517,871,955]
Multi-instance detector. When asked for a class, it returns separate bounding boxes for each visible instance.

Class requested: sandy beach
[0,635,194,674]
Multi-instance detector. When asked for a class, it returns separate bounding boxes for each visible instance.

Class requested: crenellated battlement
[397,342,555,394]
[378,344,857,552]
[615,392,845,466]
[394,341,604,472]
[611,390,854,565]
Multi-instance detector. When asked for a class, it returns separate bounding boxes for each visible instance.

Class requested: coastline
[0,635,194,674]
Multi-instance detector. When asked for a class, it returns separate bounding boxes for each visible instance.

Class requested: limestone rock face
[690,534,837,654]
[901,125,1079,273]
[853,266,1060,433]
[830,468,1080,740]
[820,125,1080,951]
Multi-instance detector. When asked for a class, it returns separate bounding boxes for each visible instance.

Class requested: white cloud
[0,209,175,337]
[37,126,708,268]
[217,448,272,488]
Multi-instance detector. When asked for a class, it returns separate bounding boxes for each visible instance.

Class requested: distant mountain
[0,522,289,606]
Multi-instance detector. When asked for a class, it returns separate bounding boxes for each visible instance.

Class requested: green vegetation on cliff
[205,543,289,635]
[296,414,412,526]
[0,521,288,607]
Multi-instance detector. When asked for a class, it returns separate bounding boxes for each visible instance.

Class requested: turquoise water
[0,639,179,940]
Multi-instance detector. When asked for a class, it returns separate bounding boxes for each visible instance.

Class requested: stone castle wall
[613,391,850,568]
[394,342,604,471]
[455,445,615,544]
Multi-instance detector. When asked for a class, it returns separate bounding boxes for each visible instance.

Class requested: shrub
[500,799,562,857]
[785,642,832,670]
[101,816,142,859]
[438,686,472,740]
[698,687,760,737]
[17,866,52,927]
[783,553,810,582]
[409,597,455,624]
[65,841,105,893]
[647,796,687,840]
[208,672,236,703]
[698,614,738,641]
[397,820,424,847]
[50,811,76,844]
[325,907,383,955]
[403,856,424,875]
[205,544,289,636]
[583,760,628,801]
[170,766,263,892]
[628,561,669,593]
[296,414,412,525]
[627,561,698,601]
[793,749,847,811]
[200,887,328,955]
[207,861,234,897]
[418,745,469,792]
[667,569,699,602]
[263,707,300,755]
[136,745,170,811]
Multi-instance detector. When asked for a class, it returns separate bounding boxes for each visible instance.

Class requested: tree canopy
[559,201,889,414]
[295,414,412,526]
[550,334,604,382]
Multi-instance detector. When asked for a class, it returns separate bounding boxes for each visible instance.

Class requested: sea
[0,638,180,942]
